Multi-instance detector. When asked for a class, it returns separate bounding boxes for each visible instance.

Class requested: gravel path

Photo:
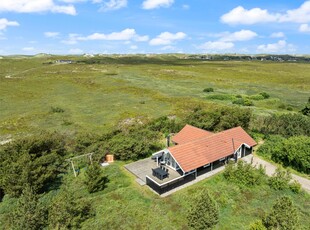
[243,155,310,193]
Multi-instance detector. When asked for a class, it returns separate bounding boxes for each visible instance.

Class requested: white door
[237,149,242,159]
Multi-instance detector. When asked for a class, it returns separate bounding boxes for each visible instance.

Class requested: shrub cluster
[223,161,266,187]
[257,135,310,174]
[268,167,291,190]
[252,113,310,137]
[0,132,67,197]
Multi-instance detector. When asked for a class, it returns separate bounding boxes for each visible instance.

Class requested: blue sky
[0,0,310,55]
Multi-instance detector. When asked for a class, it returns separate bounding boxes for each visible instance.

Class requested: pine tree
[48,187,92,229]
[84,163,108,193]
[9,185,47,230]
[263,196,300,230]
[187,189,219,230]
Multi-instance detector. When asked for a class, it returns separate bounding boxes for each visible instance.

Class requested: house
[145,125,257,194]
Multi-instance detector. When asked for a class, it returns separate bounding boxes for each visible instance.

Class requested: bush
[187,189,219,230]
[257,135,310,174]
[0,132,67,197]
[223,161,266,187]
[206,94,234,100]
[249,94,265,100]
[108,126,162,160]
[259,92,270,99]
[263,196,300,230]
[184,105,252,131]
[253,113,310,137]
[289,180,302,194]
[268,167,291,190]
[9,185,47,230]
[84,163,108,193]
[233,98,254,106]
[203,87,214,93]
[48,188,93,229]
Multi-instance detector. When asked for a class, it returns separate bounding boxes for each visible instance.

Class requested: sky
[0,0,310,55]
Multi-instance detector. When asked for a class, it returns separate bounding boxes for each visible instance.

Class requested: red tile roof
[172,124,214,145]
[168,126,257,173]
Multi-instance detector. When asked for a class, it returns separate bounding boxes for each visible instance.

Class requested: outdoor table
[153,167,168,180]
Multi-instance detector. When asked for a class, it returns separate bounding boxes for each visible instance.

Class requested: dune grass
[1,56,310,138]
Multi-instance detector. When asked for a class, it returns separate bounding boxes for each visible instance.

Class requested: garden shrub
[263,196,300,230]
[84,163,108,193]
[289,180,302,194]
[268,167,291,190]
[223,161,266,187]
[187,189,219,230]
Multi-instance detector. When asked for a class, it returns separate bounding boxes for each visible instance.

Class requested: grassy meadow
[0,55,310,229]
[1,55,310,138]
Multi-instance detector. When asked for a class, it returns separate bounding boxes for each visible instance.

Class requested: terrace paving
[125,157,183,185]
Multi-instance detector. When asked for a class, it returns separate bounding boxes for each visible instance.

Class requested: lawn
[1,55,310,138]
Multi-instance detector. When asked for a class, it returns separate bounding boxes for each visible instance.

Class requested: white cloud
[149,32,186,46]
[0,0,76,15]
[44,32,59,38]
[69,48,83,54]
[299,24,310,33]
[99,0,127,12]
[200,41,234,51]
[219,30,257,42]
[78,28,136,41]
[63,29,148,44]
[22,47,35,51]
[142,0,174,10]
[257,40,296,53]
[270,32,285,38]
[0,18,19,30]
[221,1,310,25]
[134,35,149,42]
[221,6,279,25]
[279,1,310,23]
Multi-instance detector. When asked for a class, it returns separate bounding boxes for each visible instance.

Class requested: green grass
[1,56,310,137]
[1,162,308,229]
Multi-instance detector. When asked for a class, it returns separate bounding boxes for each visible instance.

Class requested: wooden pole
[71,160,77,177]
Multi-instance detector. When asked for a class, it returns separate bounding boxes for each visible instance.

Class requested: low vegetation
[0,55,309,229]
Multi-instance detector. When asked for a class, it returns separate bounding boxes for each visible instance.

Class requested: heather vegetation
[0,55,309,229]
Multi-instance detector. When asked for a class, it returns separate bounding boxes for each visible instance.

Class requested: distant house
[145,125,257,194]
[55,60,73,64]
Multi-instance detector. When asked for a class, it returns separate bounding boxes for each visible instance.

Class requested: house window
[203,163,210,168]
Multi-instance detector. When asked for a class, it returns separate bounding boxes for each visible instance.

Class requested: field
[0,55,310,229]
[1,55,310,138]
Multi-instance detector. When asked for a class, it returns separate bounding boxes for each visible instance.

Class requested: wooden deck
[125,157,183,185]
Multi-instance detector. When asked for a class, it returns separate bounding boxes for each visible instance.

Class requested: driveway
[243,155,310,193]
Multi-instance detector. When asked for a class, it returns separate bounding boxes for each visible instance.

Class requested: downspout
[232,138,237,162]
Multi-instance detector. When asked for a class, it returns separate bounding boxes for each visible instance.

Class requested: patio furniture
[152,167,168,180]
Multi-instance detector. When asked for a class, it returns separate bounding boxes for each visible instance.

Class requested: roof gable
[171,124,213,145]
[168,126,257,172]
